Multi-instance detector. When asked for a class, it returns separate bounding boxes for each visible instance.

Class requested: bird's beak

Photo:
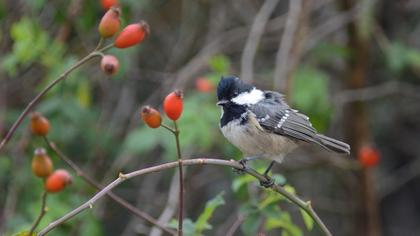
[217,100,228,106]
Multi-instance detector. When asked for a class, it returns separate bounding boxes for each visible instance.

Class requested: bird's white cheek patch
[231,88,264,105]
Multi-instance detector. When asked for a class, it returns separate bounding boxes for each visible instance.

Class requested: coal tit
[217,76,350,176]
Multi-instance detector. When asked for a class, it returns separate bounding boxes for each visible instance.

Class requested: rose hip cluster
[141,90,184,128]
[30,112,72,193]
[98,6,150,76]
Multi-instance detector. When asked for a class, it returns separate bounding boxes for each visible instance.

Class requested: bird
[217,75,350,186]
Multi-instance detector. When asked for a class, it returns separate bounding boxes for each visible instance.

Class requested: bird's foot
[233,159,247,174]
[259,161,276,188]
[260,177,274,188]
[233,156,259,174]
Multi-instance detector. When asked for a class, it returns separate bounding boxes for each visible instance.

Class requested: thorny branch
[38,158,332,236]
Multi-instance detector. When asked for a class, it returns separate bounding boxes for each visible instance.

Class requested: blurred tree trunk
[340,0,381,236]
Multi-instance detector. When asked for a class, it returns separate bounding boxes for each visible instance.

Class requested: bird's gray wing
[249,91,324,145]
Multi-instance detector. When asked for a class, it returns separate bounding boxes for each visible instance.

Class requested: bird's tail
[316,134,350,154]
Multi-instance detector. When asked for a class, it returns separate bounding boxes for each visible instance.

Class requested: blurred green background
[1,0,420,235]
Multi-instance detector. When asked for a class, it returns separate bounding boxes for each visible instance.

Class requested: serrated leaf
[194,192,225,235]
[300,209,314,231]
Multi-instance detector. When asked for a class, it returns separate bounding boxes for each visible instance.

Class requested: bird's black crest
[217,76,253,101]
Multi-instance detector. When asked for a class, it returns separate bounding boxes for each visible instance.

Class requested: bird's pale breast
[220,113,298,163]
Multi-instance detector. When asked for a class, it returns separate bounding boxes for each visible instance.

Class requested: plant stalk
[173,121,184,236]
[28,191,48,236]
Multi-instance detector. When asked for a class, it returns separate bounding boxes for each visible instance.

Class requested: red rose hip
[101,0,118,10]
[358,145,380,168]
[98,7,121,38]
[32,148,53,178]
[45,169,72,193]
[30,112,50,136]
[141,106,162,128]
[114,21,150,48]
[163,90,183,121]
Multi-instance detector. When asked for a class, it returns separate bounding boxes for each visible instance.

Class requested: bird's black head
[217,76,254,105]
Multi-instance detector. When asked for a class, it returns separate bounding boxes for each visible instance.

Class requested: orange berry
[45,169,72,193]
[141,106,162,128]
[195,77,214,93]
[358,146,380,168]
[98,7,121,38]
[100,0,118,10]
[114,21,150,49]
[100,55,119,75]
[163,90,183,121]
[32,148,53,178]
[30,112,50,136]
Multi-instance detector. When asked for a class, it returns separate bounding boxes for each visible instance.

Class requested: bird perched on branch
[217,76,350,187]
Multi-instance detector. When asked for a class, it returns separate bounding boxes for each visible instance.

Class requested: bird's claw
[260,176,274,188]
[232,158,249,174]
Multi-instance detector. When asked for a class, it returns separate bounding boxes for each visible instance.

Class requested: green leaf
[271,173,287,186]
[258,191,284,210]
[194,192,225,235]
[300,209,314,231]
[241,212,261,236]
[265,212,302,236]
[232,174,254,192]
[168,219,195,236]
[284,185,296,195]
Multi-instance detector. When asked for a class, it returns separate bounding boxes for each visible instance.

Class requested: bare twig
[0,44,113,153]
[225,214,245,236]
[241,0,280,83]
[38,158,332,236]
[28,191,48,236]
[43,137,176,235]
[273,0,303,91]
